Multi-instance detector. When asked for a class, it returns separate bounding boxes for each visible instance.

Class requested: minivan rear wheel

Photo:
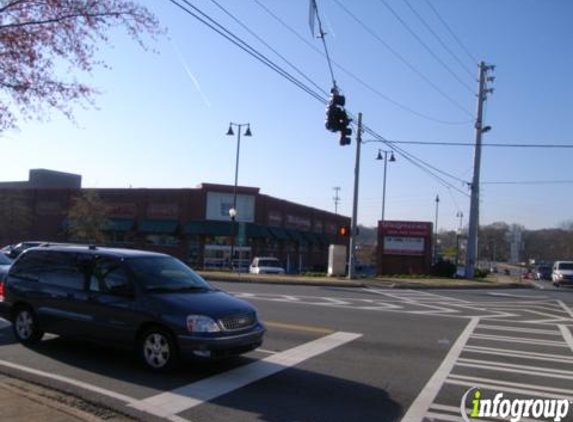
[139,327,178,371]
[13,306,44,345]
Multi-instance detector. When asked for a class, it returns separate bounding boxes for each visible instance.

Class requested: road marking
[476,324,561,335]
[559,324,573,354]
[470,333,569,347]
[458,357,573,377]
[130,331,362,418]
[401,317,479,422]
[0,359,136,403]
[464,345,573,363]
[558,300,573,319]
[448,374,573,396]
[456,361,573,381]
[446,378,573,401]
[264,320,335,334]
[487,292,546,299]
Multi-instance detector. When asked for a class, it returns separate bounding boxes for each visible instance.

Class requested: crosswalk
[405,316,573,422]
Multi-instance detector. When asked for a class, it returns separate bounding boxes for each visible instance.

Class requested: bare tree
[0,0,161,131]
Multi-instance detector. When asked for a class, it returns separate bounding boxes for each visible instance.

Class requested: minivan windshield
[558,262,573,271]
[0,253,11,265]
[127,256,213,292]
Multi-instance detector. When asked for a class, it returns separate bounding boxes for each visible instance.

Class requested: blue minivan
[0,245,265,370]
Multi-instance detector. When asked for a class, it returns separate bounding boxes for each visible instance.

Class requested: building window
[188,236,200,268]
[145,234,180,247]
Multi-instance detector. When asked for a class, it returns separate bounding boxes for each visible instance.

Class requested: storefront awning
[286,230,304,242]
[184,221,232,236]
[246,224,270,238]
[301,231,320,244]
[139,219,178,234]
[104,218,135,232]
[268,226,289,240]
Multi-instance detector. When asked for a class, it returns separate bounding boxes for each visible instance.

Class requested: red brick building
[0,171,349,272]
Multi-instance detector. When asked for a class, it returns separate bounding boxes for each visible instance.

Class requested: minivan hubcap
[16,311,33,339]
[144,334,170,368]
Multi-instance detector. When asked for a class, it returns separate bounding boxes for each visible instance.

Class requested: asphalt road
[1,280,573,422]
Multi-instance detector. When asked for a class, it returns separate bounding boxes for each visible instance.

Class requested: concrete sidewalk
[0,374,134,422]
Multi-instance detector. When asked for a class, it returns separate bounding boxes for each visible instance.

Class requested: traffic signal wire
[253,0,471,126]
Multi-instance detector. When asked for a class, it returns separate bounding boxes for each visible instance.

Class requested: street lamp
[376,149,396,222]
[226,122,252,271]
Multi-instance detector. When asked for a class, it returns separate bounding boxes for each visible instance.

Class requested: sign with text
[378,220,432,237]
[206,192,255,223]
[384,236,425,256]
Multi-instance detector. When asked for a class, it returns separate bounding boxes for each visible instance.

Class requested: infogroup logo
[461,388,571,422]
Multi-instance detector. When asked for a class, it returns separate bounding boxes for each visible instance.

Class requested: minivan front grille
[219,314,257,331]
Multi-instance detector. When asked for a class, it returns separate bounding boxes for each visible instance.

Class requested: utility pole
[466,61,494,279]
[434,194,440,263]
[333,187,341,214]
[348,113,362,279]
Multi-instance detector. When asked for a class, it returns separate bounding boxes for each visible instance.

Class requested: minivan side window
[89,257,133,296]
[40,252,85,290]
[9,251,44,282]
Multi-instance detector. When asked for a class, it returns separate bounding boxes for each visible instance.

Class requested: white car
[249,257,286,275]
[552,261,573,287]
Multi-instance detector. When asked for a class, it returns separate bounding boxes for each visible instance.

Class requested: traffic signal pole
[348,113,362,279]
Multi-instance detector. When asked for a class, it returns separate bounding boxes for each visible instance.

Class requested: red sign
[378,221,432,237]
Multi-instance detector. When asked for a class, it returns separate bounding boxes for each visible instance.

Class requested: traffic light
[338,111,352,146]
[338,225,350,237]
[325,90,346,132]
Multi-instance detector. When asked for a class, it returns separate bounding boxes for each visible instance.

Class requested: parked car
[535,265,552,281]
[0,252,12,281]
[249,257,286,275]
[0,245,265,371]
[5,241,47,259]
[552,261,573,287]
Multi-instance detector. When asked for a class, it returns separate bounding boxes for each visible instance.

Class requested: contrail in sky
[171,41,212,109]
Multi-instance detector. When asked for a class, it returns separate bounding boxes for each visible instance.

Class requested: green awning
[139,219,178,234]
[184,221,232,236]
[104,218,135,232]
[286,230,304,242]
[268,226,289,240]
[301,231,320,244]
[246,224,270,238]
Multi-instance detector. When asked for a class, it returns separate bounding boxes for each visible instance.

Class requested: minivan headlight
[186,315,221,333]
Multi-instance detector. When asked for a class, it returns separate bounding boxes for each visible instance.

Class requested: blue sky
[1,0,572,231]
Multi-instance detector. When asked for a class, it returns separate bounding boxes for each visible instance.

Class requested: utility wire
[423,0,479,66]
[482,180,573,185]
[364,140,573,148]
[167,0,471,199]
[310,0,337,89]
[208,0,326,96]
[253,0,470,126]
[378,0,474,94]
[402,0,475,79]
[332,0,473,117]
[167,0,326,104]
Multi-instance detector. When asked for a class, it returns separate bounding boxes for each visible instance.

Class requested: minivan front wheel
[139,327,178,371]
[13,306,44,345]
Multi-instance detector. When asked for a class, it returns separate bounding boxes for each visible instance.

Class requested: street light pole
[226,122,252,272]
[376,149,396,222]
[434,194,440,263]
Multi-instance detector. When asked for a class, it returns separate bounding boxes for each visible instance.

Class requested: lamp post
[434,194,440,263]
[376,149,396,222]
[226,122,252,271]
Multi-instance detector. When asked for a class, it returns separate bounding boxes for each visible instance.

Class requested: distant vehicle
[0,245,265,371]
[535,265,552,281]
[249,257,286,275]
[552,261,573,287]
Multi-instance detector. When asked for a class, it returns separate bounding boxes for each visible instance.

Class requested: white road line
[456,362,573,381]
[449,374,573,396]
[400,317,479,422]
[446,378,573,401]
[558,300,573,319]
[458,357,573,376]
[559,324,573,354]
[130,331,362,419]
[470,333,569,347]
[476,324,561,336]
[464,345,573,363]
[0,359,136,403]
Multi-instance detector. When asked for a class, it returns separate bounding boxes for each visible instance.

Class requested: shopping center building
[0,169,350,272]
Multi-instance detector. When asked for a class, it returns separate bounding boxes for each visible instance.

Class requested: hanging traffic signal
[338,111,352,146]
[325,90,346,132]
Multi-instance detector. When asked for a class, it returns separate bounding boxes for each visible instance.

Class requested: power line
[253,0,470,126]
[482,180,573,185]
[332,0,473,117]
[378,0,475,94]
[309,0,337,89]
[364,139,573,148]
[423,0,479,66]
[402,0,475,79]
[167,0,471,199]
